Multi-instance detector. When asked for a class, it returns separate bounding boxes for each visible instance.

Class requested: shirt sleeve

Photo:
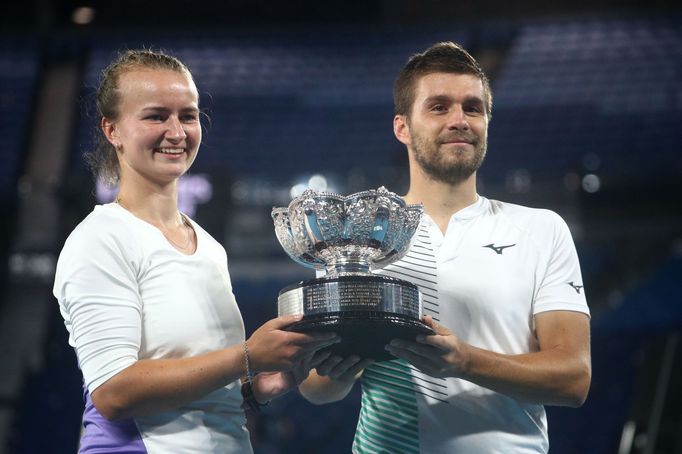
[533,211,590,316]
[53,220,143,393]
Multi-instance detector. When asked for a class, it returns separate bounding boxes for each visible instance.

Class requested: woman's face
[104,68,201,187]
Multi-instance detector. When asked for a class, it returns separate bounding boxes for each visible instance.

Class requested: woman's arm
[92,316,338,420]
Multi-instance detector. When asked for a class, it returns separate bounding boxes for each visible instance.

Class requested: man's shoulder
[489,199,562,221]
[486,198,567,236]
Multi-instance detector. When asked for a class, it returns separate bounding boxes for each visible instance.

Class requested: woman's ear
[101,117,120,149]
[394,115,411,146]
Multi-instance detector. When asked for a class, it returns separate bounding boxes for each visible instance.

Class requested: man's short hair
[394,41,492,118]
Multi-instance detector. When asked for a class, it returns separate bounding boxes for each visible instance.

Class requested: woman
[53,49,337,453]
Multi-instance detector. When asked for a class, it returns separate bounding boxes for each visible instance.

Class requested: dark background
[1,1,681,453]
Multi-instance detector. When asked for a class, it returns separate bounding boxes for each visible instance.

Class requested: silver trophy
[272,186,433,361]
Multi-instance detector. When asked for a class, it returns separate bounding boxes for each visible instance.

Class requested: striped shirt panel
[353,223,445,453]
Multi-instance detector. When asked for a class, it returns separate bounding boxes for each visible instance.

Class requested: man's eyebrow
[462,96,485,106]
[423,94,453,105]
[422,94,484,105]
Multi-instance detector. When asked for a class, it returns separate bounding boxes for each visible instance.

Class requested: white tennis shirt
[355,196,590,453]
[53,203,251,453]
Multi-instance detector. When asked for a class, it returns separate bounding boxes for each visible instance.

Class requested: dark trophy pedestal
[279,275,434,361]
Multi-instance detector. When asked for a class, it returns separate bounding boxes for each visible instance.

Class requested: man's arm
[299,355,374,405]
[386,311,591,407]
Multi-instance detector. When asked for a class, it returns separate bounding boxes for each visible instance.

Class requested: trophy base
[286,311,434,362]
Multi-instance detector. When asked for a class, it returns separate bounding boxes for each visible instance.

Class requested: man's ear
[101,117,120,149]
[394,114,411,146]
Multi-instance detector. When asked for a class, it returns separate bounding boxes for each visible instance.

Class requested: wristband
[240,380,269,412]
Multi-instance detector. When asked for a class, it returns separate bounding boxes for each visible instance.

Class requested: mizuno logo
[568,282,584,294]
[483,243,516,255]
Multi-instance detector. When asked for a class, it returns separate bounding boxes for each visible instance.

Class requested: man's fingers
[421,315,451,337]
[301,352,317,374]
[416,333,451,352]
[310,350,333,368]
[316,355,343,376]
[431,320,452,336]
[291,353,317,384]
[387,339,444,359]
[355,358,375,371]
[327,355,360,379]
[301,351,316,368]
[386,345,440,375]
[333,357,374,381]
[316,355,373,380]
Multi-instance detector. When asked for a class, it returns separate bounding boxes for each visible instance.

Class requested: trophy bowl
[272,187,433,361]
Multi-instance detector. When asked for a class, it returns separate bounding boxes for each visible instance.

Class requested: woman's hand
[245,315,339,373]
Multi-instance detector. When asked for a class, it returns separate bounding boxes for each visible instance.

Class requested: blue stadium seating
[487,18,682,181]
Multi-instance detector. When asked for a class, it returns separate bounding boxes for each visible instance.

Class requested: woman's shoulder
[54,204,146,285]
[70,203,131,236]
[61,204,138,254]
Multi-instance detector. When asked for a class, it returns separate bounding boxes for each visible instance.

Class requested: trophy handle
[272,207,324,269]
[370,204,390,244]
[304,208,325,245]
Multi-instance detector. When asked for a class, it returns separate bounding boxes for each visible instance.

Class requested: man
[299,41,591,453]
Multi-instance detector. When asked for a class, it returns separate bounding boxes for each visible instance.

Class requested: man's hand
[298,353,374,405]
[253,349,333,403]
[316,354,375,382]
[384,315,469,378]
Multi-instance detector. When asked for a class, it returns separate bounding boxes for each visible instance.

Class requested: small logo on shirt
[568,282,584,294]
[483,243,516,255]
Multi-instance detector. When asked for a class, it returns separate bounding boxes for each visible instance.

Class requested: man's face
[400,72,489,185]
